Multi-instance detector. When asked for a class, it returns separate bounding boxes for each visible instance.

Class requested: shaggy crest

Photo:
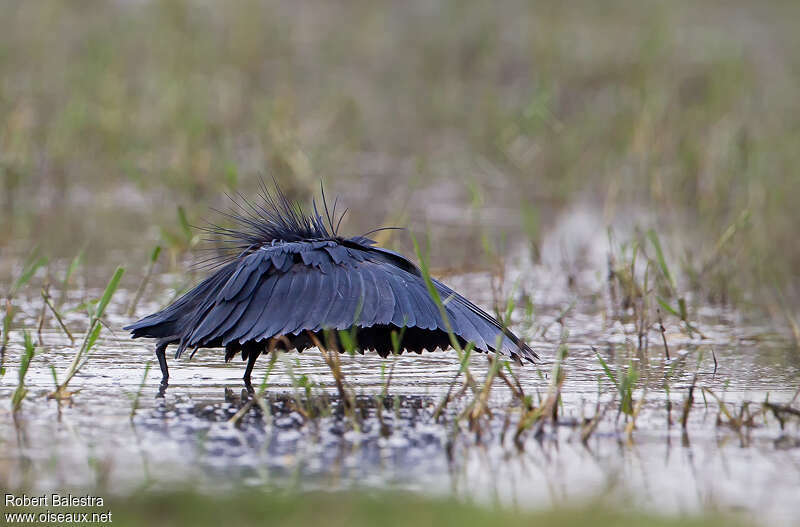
[197,180,347,266]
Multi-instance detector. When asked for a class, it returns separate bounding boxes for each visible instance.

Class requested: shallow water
[1,256,799,526]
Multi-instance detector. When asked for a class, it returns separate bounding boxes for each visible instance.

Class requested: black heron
[125,183,536,387]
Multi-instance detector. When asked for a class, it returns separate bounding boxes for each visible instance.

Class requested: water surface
[1,255,799,526]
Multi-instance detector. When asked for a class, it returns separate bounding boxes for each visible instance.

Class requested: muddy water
[1,259,799,526]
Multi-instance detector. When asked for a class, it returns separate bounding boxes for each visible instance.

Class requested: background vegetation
[1,0,798,312]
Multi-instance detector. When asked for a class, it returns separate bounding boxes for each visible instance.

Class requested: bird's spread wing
[358,244,536,362]
[127,238,535,362]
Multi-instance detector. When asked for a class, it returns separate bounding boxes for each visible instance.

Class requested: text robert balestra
[5,493,105,507]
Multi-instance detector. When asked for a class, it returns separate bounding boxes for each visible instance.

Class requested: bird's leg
[155,339,170,385]
[243,348,261,394]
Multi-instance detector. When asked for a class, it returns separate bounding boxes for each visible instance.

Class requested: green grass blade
[63,249,85,287]
[647,229,675,292]
[11,330,36,411]
[595,351,619,390]
[657,297,680,317]
[95,266,125,321]
[11,255,48,296]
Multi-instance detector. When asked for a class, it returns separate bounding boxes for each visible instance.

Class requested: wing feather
[223,273,278,345]
[239,271,291,343]
[406,278,443,330]
[332,265,358,329]
[442,296,489,351]
[308,265,339,331]
[324,245,349,265]
[362,263,395,326]
[350,264,368,325]
[384,271,417,328]
[201,298,251,345]
[218,252,262,301]
[258,269,300,338]
[279,270,317,335]
[183,295,240,346]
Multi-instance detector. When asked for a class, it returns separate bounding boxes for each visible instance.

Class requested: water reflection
[1,281,799,525]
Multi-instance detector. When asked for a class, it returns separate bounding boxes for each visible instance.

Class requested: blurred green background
[1,0,798,308]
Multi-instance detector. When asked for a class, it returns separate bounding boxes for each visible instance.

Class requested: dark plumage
[125,182,536,386]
